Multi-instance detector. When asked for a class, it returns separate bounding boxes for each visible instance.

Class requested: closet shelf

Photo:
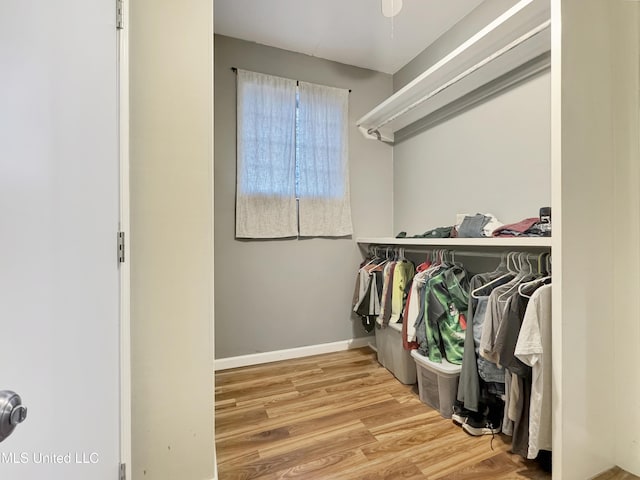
[356,0,550,144]
[357,237,552,248]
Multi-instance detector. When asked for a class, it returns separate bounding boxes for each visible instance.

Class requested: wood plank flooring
[595,467,640,480]
[215,347,552,479]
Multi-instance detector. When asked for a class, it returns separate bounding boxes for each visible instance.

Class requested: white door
[0,1,121,479]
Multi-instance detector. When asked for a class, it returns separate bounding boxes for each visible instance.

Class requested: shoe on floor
[451,404,471,427]
[461,412,501,436]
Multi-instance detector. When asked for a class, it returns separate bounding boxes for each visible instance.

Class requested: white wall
[214,35,392,359]
[393,72,551,234]
[130,1,215,478]
[611,1,640,475]
[554,1,616,478]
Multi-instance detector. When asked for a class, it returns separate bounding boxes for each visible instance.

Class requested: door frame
[118,0,132,473]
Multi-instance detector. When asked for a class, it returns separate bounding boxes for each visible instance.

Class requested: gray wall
[393,72,551,233]
[130,1,215,478]
[394,0,519,91]
[214,35,393,359]
[390,0,550,234]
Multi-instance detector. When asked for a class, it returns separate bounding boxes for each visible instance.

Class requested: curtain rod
[230,67,352,93]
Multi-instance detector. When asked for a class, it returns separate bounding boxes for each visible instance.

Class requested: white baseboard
[215,336,376,371]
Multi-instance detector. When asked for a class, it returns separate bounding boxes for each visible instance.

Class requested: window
[235,69,352,239]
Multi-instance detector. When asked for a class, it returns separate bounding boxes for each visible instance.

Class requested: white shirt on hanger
[515,283,552,459]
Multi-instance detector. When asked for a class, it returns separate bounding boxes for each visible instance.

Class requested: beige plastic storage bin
[411,350,461,418]
[374,323,417,384]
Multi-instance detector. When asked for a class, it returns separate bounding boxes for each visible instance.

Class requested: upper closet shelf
[357,0,551,144]
[357,237,552,248]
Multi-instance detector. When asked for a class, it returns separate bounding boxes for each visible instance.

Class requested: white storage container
[374,323,416,385]
[411,350,461,418]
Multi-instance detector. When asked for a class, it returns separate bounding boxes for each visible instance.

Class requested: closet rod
[390,248,547,260]
[230,67,352,92]
[369,19,551,135]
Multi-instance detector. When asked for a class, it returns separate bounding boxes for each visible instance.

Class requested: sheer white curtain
[236,69,298,238]
[297,81,353,236]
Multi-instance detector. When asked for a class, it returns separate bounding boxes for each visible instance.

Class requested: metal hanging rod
[369,246,547,260]
[403,249,544,260]
[369,19,550,135]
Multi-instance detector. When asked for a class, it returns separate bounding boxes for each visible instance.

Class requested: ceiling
[214,0,485,75]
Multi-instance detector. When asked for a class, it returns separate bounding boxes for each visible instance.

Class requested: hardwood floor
[215,347,552,479]
[595,468,640,480]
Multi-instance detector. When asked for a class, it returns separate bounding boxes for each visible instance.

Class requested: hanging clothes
[418,262,469,365]
[414,256,449,358]
[389,259,415,324]
[352,252,386,332]
[515,283,552,459]
[353,248,415,331]
[377,261,396,326]
[402,262,430,350]
[353,246,552,462]
[450,250,552,460]
[457,270,512,413]
[480,256,537,365]
[494,285,534,455]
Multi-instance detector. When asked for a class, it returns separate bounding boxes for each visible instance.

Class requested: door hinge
[119,463,126,480]
[116,0,124,30]
[117,231,125,264]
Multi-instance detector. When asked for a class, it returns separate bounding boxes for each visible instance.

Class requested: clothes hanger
[497,252,537,302]
[373,247,391,269]
[506,251,518,274]
[518,274,551,298]
[424,249,444,275]
[490,251,508,274]
[518,253,552,298]
[360,246,380,271]
[426,249,439,270]
[470,251,516,299]
[446,249,462,268]
[440,249,449,267]
[546,253,552,275]
[372,246,390,268]
[446,249,459,267]
[536,252,546,275]
[470,251,517,299]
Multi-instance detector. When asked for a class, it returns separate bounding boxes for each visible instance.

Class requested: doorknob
[0,391,27,443]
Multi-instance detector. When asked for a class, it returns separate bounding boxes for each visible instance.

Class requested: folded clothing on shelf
[455,213,503,238]
[395,227,454,239]
[492,217,543,237]
[414,226,454,238]
[394,210,552,240]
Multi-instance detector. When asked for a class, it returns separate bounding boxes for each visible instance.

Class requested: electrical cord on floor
[489,424,495,451]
